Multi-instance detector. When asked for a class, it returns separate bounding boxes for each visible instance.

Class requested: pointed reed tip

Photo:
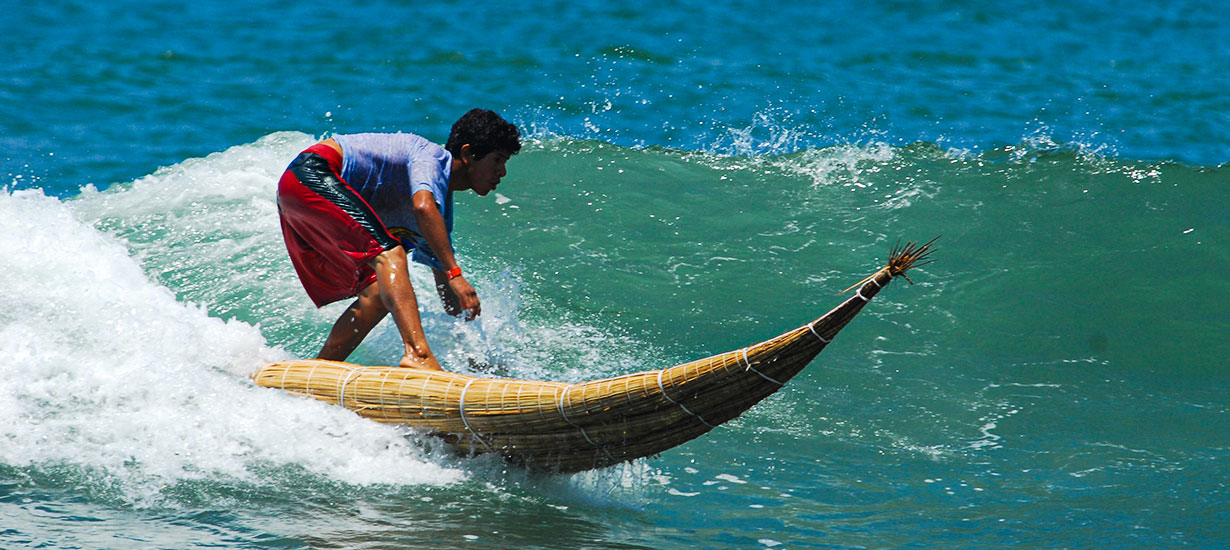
[887,236,939,281]
[838,236,939,295]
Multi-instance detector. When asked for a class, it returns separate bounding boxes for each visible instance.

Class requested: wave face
[3,132,1227,547]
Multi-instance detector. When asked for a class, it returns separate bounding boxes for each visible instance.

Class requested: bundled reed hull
[253,241,935,472]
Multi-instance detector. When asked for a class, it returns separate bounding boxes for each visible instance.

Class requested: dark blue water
[3,1,1228,548]
[7,0,1227,192]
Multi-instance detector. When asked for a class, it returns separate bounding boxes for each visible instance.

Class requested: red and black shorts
[277,144,401,307]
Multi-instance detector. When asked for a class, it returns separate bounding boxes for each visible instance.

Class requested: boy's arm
[412,189,480,319]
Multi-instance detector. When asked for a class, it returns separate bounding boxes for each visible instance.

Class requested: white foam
[1,167,463,507]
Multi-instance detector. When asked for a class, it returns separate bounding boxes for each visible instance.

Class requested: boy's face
[468,149,511,196]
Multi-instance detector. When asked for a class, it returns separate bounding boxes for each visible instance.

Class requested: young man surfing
[276,108,522,370]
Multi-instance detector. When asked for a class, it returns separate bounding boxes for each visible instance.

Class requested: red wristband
[446,266,463,280]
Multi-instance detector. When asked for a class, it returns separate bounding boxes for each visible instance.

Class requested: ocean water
[3,1,1227,548]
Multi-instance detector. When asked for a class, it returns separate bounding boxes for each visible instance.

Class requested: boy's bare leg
[373,248,442,370]
[317,283,387,362]
[317,247,443,370]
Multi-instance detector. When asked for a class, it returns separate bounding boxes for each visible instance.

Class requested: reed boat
[253,239,936,473]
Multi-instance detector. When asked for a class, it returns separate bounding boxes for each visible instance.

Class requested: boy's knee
[355,284,389,314]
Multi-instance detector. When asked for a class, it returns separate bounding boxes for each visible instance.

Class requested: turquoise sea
[3,1,1227,548]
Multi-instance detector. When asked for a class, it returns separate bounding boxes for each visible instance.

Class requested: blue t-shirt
[334,133,453,271]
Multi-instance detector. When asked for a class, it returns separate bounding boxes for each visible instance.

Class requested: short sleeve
[408,148,450,213]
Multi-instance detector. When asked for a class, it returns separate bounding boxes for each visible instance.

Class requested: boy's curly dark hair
[445,109,522,160]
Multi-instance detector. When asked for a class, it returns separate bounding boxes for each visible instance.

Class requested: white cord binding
[338,366,363,408]
[807,321,832,343]
[376,369,393,412]
[656,369,714,427]
[459,378,493,450]
[855,286,870,302]
[741,348,784,386]
[557,385,600,447]
[303,363,319,395]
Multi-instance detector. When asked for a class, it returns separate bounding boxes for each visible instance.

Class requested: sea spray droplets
[710,109,811,157]
[781,142,898,189]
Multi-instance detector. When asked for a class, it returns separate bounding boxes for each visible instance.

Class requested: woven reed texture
[252,267,903,472]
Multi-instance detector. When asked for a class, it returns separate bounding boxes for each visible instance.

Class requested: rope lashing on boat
[278,361,295,390]
[458,377,494,451]
[557,385,619,463]
[417,372,435,421]
[338,366,364,408]
[375,368,394,411]
[302,362,320,395]
[557,385,598,446]
[807,321,832,343]
[657,368,715,428]
[855,286,871,302]
[856,273,885,301]
[741,347,784,386]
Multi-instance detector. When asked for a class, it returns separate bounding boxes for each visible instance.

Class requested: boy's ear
[459,143,473,163]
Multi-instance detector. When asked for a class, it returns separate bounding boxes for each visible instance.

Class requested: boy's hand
[448,275,480,321]
[436,280,462,316]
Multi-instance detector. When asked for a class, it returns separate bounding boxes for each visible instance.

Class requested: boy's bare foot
[400,354,444,371]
